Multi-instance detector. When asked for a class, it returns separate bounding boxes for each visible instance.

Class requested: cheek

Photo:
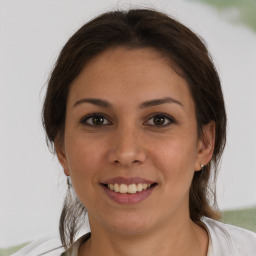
[159,137,197,163]
[65,134,104,181]
[151,134,198,183]
[64,135,105,208]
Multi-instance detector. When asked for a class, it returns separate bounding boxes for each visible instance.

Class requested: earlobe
[54,136,70,176]
[195,121,215,171]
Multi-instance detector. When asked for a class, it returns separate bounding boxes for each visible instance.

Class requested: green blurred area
[0,242,30,256]
[1,207,255,255]
[221,206,256,232]
[193,0,256,31]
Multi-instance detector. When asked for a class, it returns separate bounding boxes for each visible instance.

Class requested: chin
[104,212,155,236]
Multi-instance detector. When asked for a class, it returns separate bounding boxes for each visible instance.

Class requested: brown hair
[42,8,226,248]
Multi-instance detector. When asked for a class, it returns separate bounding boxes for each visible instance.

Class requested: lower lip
[101,185,156,204]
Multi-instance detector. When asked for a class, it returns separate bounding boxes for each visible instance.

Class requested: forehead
[68,47,194,110]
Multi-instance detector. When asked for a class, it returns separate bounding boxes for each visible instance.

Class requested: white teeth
[137,183,143,192]
[128,184,137,194]
[142,183,148,190]
[114,183,119,192]
[120,184,128,193]
[107,183,153,194]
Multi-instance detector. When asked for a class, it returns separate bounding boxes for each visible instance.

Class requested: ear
[195,121,215,171]
[54,135,70,176]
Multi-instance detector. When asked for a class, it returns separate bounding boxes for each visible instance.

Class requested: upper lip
[101,176,156,185]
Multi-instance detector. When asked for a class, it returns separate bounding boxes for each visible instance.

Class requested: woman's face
[57,47,214,235]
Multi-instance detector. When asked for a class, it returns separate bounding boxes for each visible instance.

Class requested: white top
[11,218,256,256]
[203,217,256,255]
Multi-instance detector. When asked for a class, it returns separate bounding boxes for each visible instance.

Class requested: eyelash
[80,112,176,128]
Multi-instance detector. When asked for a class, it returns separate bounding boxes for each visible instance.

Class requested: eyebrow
[73,97,183,109]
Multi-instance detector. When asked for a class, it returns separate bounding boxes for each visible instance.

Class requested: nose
[107,124,147,168]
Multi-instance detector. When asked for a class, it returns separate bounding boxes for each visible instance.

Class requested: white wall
[1,0,255,247]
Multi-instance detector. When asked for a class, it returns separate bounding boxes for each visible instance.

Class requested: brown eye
[92,116,104,125]
[146,114,175,127]
[81,114,111,126]
[153,115,166,125]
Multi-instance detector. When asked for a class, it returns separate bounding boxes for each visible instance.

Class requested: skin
[56,47,215,256]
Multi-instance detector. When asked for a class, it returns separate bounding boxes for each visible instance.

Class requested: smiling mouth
[102,183,158,194]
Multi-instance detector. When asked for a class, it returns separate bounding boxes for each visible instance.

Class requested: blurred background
[0,0,255,254]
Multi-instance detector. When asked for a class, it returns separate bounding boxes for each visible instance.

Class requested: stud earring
[200,164,205,173]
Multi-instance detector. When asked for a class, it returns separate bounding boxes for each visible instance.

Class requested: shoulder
[10,236,65,256]
[202,217,256,256]
[10,233,91,256]
[61,233,91,256]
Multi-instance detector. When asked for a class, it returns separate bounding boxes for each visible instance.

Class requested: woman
[14,8,256,256]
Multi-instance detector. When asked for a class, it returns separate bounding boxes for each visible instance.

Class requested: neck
[79,216,208,256]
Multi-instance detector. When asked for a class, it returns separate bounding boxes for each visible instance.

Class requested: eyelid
[80,112,176,127]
